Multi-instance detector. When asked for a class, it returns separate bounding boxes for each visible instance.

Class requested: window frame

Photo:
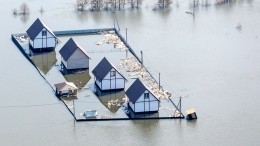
[42,30,47,36]
[144,93,149,99]
[110,71,116,77]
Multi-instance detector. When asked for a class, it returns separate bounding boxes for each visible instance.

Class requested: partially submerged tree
[20,3,30,14]
[13,8,18,15]
[157,0,172,8]
[201,0,210,7]
[76,0,89,11]
[189,0,199,8]
[39,6,44,14]
[111,0,126,10]
[128,0,142,8]
[90,0,104,10]
[215,0,233,5]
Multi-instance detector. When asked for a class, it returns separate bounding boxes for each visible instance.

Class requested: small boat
[84,110,98,118]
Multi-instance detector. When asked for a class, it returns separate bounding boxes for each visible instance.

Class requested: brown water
[0,0,260,145]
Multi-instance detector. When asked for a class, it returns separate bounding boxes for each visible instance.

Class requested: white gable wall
[66,48,89,70]
[130,90,159,113]
[30,28,56,49]
[129,101,135,112]
[95,79,102,90]
[61,58,67,69]
[97,68,125,90]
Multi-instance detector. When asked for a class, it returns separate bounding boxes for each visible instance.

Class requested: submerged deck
[11,28,184,122]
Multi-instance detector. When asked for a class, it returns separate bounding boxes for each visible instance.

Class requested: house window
[42,30,47,36]
[144,93,149,99]
[111,71,116,77]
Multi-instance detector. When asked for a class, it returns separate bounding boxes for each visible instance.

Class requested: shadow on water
[31,51,57,75]
[94,85,125,113]
[63,69,91,88]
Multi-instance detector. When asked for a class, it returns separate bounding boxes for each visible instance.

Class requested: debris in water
[185,11,194,16]
[236,23,242,31]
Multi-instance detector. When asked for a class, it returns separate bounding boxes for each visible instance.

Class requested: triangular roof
[126,78,160,104]
[92,57,126,81]
[59,38,90,61]
[54,82,78,91]
[26,18,57,40]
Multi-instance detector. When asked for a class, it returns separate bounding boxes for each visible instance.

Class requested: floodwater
[1,0,260,145]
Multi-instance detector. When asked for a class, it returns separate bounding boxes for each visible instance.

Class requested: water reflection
[127,108,159,119]
[63,69,91,88]
[153,6,172,17]
[186,119,197,128]
[90,11,108,23]
[75,10,88,22]
[20,14,29,23]
[95,86,125,113]
[31,51,57,75]
[132,119,159,125]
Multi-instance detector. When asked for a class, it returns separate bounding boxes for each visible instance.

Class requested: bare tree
[201,0,210,7]
[128,0,142,8]
[90,0,104,10]
[189,0,199,8]
[157,0,172,8]
[215,0,233,5]
[76,0,89,11]
[20,3,30,14]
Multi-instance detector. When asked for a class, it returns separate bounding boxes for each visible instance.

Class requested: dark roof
[59,38,90,61]
[126,78,159,104]
[92,57,126,81]
[26,18,57,40]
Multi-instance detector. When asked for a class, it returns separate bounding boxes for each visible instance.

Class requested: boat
[84,110,98,118]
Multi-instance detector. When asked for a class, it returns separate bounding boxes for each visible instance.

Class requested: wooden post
[73,99,75,116]
[180,96,182,117]
[126,28,127,43]
[113,11,115,29]
[141,51,143,65]
[159,72,161,89]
